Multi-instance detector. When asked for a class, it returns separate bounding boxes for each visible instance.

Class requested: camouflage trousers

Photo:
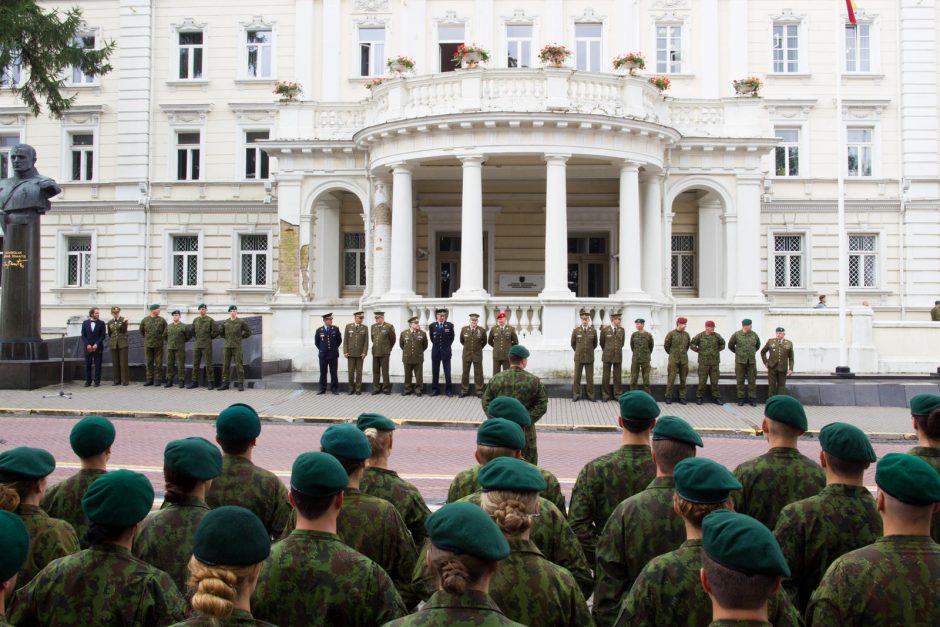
[110,347,129,385]
[492,358,510,374]
[372,355,391,393]
[697,364,720,399]
[144,346,164,382]
[222,345,245,383]
[630,359,651,394]
[523,427,538,466]
[347,357,364,393]
[767,369,788,396]
[601,361,622,401]
[166,348,186,382]
[403,362,424,395]
[735,362,757,399]
[192,345,215,386]
[665,359,689,400]
[461,359,484,395]
[572,361,595,401]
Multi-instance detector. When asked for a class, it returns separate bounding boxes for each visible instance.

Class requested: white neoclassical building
[2,0,939,375]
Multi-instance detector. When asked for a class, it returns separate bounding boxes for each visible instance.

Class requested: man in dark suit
[429,308,455,396]
[315,313,342,395]
[81,307,106,387]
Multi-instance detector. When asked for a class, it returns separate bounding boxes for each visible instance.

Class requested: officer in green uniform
[908,394,940,542]
[164,310,192,388]
[400,316,428,396]
[253,451,406,625]
[733,395,825,529]
[931,299,940,321]
[459,313,487,397]
[41,415,114,548]
[728,318,761,406]
[189,303,219,389]
[219,305,251,391]
[571,310,598,402]
[629,318,654,394]
[807,454,940,626]
[664,316,691,404]
[488,312,519,374]
[761,327,795,397]
[133,437,222,593]
[139,303,167,386]
[774,422,881,614]
[690,320,725,405]
[600,312,625,402]
[0,511,28,624]
[8,470,187,626]
[107,306,129,386]
[370,311,395,395]
[343,310,369,395]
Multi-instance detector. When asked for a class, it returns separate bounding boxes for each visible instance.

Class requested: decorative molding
[573,8,606,23]
[770,9,805,23]
[239,15,275,30]
[61,104,106,126]
[651,0,690,9]
[170,17,207,31]
[434,10,467,27]
[841,99,890,120]
[764,99,817,120]
[228,102,278,123]
[0,106,29,127]
[160,103,212,124]
[354,0,389,12]
[353,14,390,27]
[504,8,535,25]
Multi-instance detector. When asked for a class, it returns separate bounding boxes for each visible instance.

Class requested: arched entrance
[305,188,367,301]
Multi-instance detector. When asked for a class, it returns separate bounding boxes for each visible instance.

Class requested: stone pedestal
[0,359,79,390]
[0,210,48,360]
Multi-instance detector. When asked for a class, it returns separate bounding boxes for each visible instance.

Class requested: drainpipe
[142,0,155,310]
[895,0,906,318]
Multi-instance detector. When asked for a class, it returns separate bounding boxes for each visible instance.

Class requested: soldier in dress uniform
[571,310,598,402]
[315,313,342,395]
[931,299,940,321]
[429,308,455,396]
[106,306,129,386]
[629,318,654,394]
[459,313,487,397]
[690,321,725,405]
[218,305,251,392]
[761,327,795,397]
[400,316,428,396]
[164,310,191,389]
[139,304,167,386]
[343,311,368,396]
[728,318,761,406]
[600,312,625,402]
[189,304,219,389]
[664,317,691,405]
[488,312,519,374]
[370,311,395,395]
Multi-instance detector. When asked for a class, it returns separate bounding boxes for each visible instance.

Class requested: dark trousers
[372,355,391,392]
[493,358,510,374]
[84,350,102,384]
[601,361,622,401]
[193,346,215,386]
[110,347,129,385]
[767,369,788,396]
[461,359,484,395]
[735,362,758,399]
[573,361,595,400]
[319,356,338,392]
[431,352,452,392]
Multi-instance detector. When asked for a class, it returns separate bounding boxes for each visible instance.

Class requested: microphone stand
[42,332,72,399]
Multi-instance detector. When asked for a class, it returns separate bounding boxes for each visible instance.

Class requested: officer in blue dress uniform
[429,308,456,397]
[315,313,342,395]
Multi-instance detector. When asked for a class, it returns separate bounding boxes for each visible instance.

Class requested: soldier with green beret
[807,453,940,626]
[664,317,691,404]
[41,415,114,548]
[629,318,655,394]
[909,394,940,542]
[600,312,626,402]
[481,346,548,465]
[773,422,881,614]
[218,305,251,391]
[931,299,940,321]
[569,390,658,567]
[571,310,598,402]
[133,437,223,592]
[733,395,825,529]
[482,392,548,471]
[254,452,406,625]
[761,327,795,397]
[189,304,219,389]
[164,310,193,389]
[0,511,29,623]
[0,447,79,588]
[459,313,486,397]
[371,311,396,395]
[206,403,292,541]
[344,311,369,395]
[690,320,726,405]
[728,318,761,406]
[106,306,130,386]
[9,469,187,626]
[593,415,701,626]
[400,316,428,396]
[139,304,167,386]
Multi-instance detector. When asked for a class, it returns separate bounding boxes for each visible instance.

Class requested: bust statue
[0,144,61,231]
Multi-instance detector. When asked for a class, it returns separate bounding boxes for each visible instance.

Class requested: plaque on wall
[498,274,545,292]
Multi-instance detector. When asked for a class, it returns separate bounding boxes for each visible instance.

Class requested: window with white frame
[774,127,800,177]
[0,134,19,179]
[245,29,273,78]
[176,131,200,181]
[170,235,199,287]
[358,27,385,77]
[575,23,603,72]
[0,49,21,87]
[438,24,464,72]
[772,22,800,73]
[343,232,367,289]
[244,130,269,180]
[506,24,532,68]
[68,132,94,181]
[69,34,97,84]
[65,235,93,287]
[846,127,873,177]
[239,233,269,287]
[772,234,804,288]
[178,30,204,79]
[670,234,695,289]
[655,23,682,73]
[848,234,877,288]
[845,23,871,73]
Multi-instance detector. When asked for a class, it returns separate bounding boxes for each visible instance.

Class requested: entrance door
[567,234,608,297]
[435,232,488,297]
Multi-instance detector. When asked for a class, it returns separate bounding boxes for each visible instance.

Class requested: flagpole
[836,0,849,372]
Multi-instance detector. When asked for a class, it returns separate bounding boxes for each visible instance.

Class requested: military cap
[674,458,742,504]
[508,344,530,359]
[82,469,154,527]
[819,422,876,463]
[290,451,348,497]
[164,437,223,480]
[0,447,55,482]
[321,423,372,461]
[776,327,785,332]
[496,312,507,320]
[374,311,385,316]
[579,310,590,319]
[198,303,207,310]
[742,318,752,325]
[228,305,238,312]
[70,415,116,458]
[322,312,333,320]
[676,317,688,324]
[487,396,532,427]
[0,511,29,582]
[408,316,419,324]
[477,418,525,451]
[910,393,940,417]
[110,306,121,313]
[171,309,181,316]
[469,313,480,319]
[634,318,645,324]
[478,457,546,492]
[148,304,160,311]
[652,415,703,447]
[435,308,448,315]
[702,510,790,577]
[619,390,661,422]
[610,312,622,320]
[357,412,396,431]
[193,506,270,566]
[216,403,261,441]
[353,310,364,317]
[705,320,716,327]
[425,502,510,561]
[935,300,940,305]
[876,453,940,506]
[764,395,808,431]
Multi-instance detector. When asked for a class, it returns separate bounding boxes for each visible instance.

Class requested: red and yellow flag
[846,0,858,24]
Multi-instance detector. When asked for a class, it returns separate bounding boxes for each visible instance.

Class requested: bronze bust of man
[0,144,61,229]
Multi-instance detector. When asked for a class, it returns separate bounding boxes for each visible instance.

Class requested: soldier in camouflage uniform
[593,416,702,627]
[569,391,659,567]
[0,511,28,624]
[773,422,882,614]
[931,299,940,321]
[106,306,130,386]
[690,320,725,405]
[908,395,940,542]
[761,327,795,397]
[41,416,114,548]
[371,311,395,395]
[807,454,940,626]
[488,311,519,374]
[459,313,487,397]
[629,318,655,394]
[253,452,407,626]
[344,311,369,395]
[728,318,761,406]
[164,310,192,388]
[400,316,428,396]
[481,345,548,465]
[189,304,219,389]
[219,305,251,391]
[571,311,598,402]
[733,395,825,529]
[600,313,625,402]
[139,303,167,386]
[663,317,691,404]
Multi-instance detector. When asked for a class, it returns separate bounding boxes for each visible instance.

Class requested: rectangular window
[69,34,96,84]
[66,235,93,287]
[0,135,18,179]
[244,131,270,180]
[506,25,532,68]
[670,234,695,289]
[0,49,21,87]
[774,127,800,177]
[343,232,367,288]
[655,24,682,73]
[772,23,799,73]
[239,234,268,286]
[69,133,94,181]
[846,127,873,177]
[438,24,464,72]
[772,235,804,288]
[358,27,386,77]
[575,23,602,72]
[171,235,199,287]
[176,132,200,181]
[845,23,871,73]
[246,29,272,78]
[178,31,204,79]
[848,235,877,288]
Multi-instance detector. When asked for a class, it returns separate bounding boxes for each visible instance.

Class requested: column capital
[619,161,642,173]
[543,152,571,164]
[388,162,412,174]
[457,154,486,166]
[639,172,663,184]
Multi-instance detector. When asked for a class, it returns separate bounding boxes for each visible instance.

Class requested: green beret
[228,305,238,312]
[164,437,222,480]
[509,345,530,359]
[148,303,159,311]
[0,447,55,482]
[910,393,940,418]
[819,422,876,463]
[674,458,742,504]
[70,415,116,458]
[0,511,29,582]
[321,423,372,461]
[652,415,703,447]
[764,395,808,431]
[425,502,510,561]
[702,510,790,577]
[82,469,154,527]
[876,453,940,506]
[479,457,546,492]
[487,396,531,427]
[742,318,752,325]
[193,506,270,566]
[198,303,207,309]
[291,452,348,497]
[356,413,397,432]
[619,390,661,422]
[477,418,525,451]
[216,403,261,441]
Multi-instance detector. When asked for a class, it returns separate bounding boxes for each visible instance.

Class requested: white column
[722,211,738,300]
[641,173,664,300]
[455,155,487,298]
[616,162,643,298]
[320,0,340,101]
[371,180,392,299]
[698,197,724,299]
[388,164,416,298]
[115,0,152,196]
[734,176,765,302]
[314,195,341,300]
[541,154,574,298]
[294,0,314,100]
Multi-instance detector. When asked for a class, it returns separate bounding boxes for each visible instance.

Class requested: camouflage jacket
[41,468,106,548]
[139,315,167,348]
[165,321,191,350]
[220,318,251,348]
[446,463,567,517]
[568,445,655,566]
[132,495,211,594]
[629,331,655,363]
[8,543,187,626]
[383,590,524,626]
[399,329,428,364]
[664,330,691,364]
[616,539,801,627]
[571,325,598,363]
[252,529,406,626]
[600,326,626,363]
[732,447,825,529]
[168,608,275,626]
[593,476,685,627]
[488,325,519,360]
[107,317,129,350]
[482,367,549,461]
[205,455,292,541]
[909,446,940,542]
[690,332,725,366]
[807,536,940,626]
[190,315,219,349]
[361,466,432,546]
[15,504,80,588]
[774,483,882,614]
[728,330,761,365]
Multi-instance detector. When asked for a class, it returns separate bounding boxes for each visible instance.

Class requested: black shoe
[371,390,382,395]
[384,391,391,395]
[415,393,422,397]
[665,398,671,404]
[696,398,703,405]
[164,380,174,388]
[713,398,722,405]
[217,383,230,391]
[178,382,186,388]
[331,390,338,395]
[402,391,412,396]
[187,382,199,389]
[431,390,440,397]
[143,380,154,387]
[446,389,454,397]
[749,399,757,407]
[459,392,468,398]
[84,381,92,387]
[738,400,745,406]
[237,382,245,392]
[122,382,129,386]
[208,384,215,390]
[317,390,326,395]
[572,398,580,403]
[678,399,687,405]
[112,382,120,386]
[355,391,361,395]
